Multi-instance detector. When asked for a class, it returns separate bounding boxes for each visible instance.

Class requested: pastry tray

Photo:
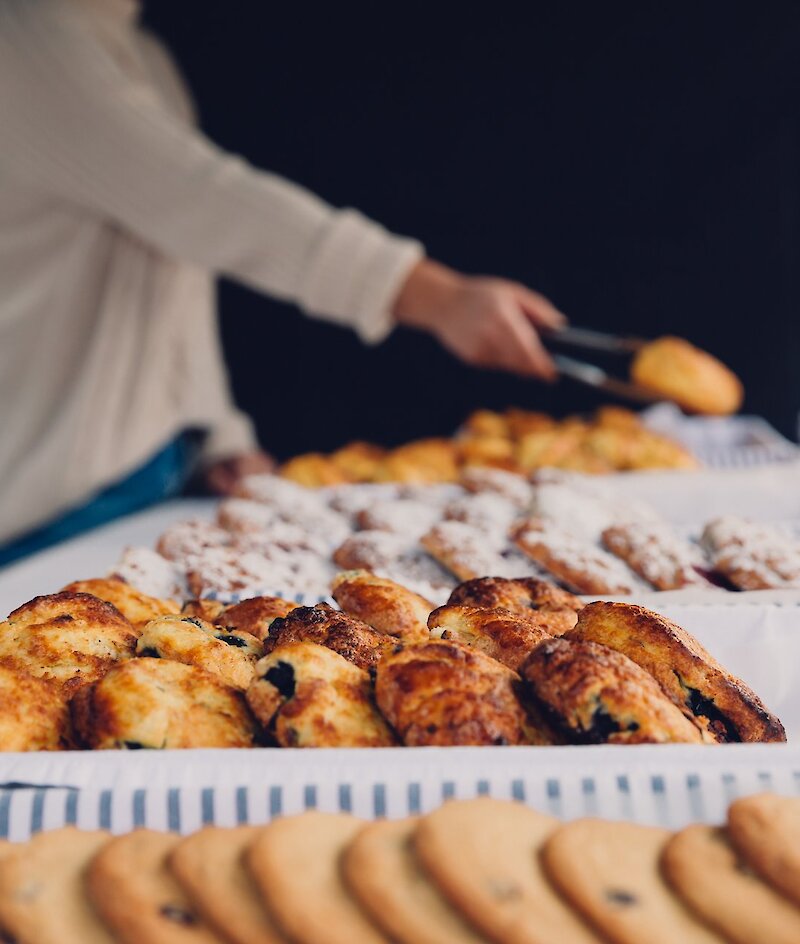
[0,602,797,840]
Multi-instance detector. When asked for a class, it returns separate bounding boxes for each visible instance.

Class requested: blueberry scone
[62,577,179,631]
[0,592,136,694]
[374,639,535,746]
[264,603,396,671]
[521,638,704,744]
[72,658,257,749]
[183,594,299,642]
[247,641,397,747]
[568,602,785,742]
[0,666,69,751]
[331,571,432,641]
[136,615,262,691]
[427,605,553,671]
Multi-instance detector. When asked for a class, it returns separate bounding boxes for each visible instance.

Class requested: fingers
[515,285,568,331]
[500,307,558,381]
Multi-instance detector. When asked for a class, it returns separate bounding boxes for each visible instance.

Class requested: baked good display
[446,575,581,624]
[568,602,785,742]
[331,570,433,640]
[3,793,800,944]
[277,406,699,487]
[631,335,744,415]
[71,658,258,749]
[182,594,299,642]
[62,576,180,630]
[421,520,533,582]
[601,522,709,590]
[521,637,706,744]
[701,516,800,590]
[246,641,398,748]
[0,665,69,751]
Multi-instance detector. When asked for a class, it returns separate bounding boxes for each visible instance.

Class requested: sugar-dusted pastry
[331,571,433,640]
[701,516,800,590]
[631,335,743,415]
[62,576,179,631]
[356,498,442,539]
[374,639,534,746]
[111,546,184,600]
[568,601,786,743]
[442,492,521,534]
[427,604,552,670]
[247,641,397,748]
[326,482,402,518]
[156,519,231,566]
[0,592,137,694]
[521,637,704,744]
[262,603,395,671]
[185,547,294,599]
[601,523,711,591]
[72,658,257,749]
[459,465,533,509]
[513,519,645,594]
[217,498,279,533]
[421,521,535,582]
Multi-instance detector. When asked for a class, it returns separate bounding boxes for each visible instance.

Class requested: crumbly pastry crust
[0,665,69,751]
[331,570,432,641]
[72,658,257,749]
[446,575,581,619]
[521,638,704,744]
[62,578,180,631]
[427,604,554,671]
[247,641,398,748]
[374,639,533,746]
[568,602,785,743]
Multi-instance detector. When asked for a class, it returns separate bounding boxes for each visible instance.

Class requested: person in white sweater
[0,0,566,564]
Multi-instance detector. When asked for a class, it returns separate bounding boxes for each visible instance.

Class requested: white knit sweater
[0,0,423,543]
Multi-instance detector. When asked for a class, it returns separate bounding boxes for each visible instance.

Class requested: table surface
[0,499,215,616]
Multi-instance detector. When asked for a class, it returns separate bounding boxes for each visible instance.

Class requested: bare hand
[203,449,276,496]
[393,259,566,381]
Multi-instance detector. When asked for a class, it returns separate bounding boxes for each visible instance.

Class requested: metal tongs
[546,326,662,405]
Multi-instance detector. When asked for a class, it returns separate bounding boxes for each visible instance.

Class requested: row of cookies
[3,568,781,751]
[277,403,700,489]
[0,791,795,944]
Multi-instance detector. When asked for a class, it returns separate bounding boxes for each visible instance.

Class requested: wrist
[392,258,465,334]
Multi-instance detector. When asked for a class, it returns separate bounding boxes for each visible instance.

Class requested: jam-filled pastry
[427,604,553,671]
[701,516,800,590]
[421,521,536,583]
[601,523,711,591]
[512,519,645,595]
[521,637,704,744]
[568,601,786,743]
[331,571,433,641]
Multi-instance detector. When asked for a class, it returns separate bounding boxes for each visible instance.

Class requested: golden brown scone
[279,452,352,487]
[568,602,785,743]
[594,406,643,430]
[374,639,533,746]
[631,335,743,415]
[374,439,460,484]
[626,429,700,470]
[456,435,519,470]
[463,409,511,438]
[215,596,300,642]
[428,605,553,671]
[72,658,257,749]
[0,592,136,694]
[515,426,585,472]
[136,615,262,691]
[263,603,395,671]
[331,571,432,641]
[521,637,705,744]
[330,441,387,482]
[0,665,68,751]
[246,641,398,747]
[63,577,179,631]
[447,575,581,627]
[504,408,557,438]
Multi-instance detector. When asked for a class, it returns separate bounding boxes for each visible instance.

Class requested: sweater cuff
[200,408,259,464]
[298,208,425,344]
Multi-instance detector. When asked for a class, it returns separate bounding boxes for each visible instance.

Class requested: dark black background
[144,2,800,455]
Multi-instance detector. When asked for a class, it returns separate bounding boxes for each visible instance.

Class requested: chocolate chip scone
[62,577,180,632]
[568,602,785,743]
[374,639,538,746]
[427,605,553,671]
[136,615,262,691]
[331,571,433,641]
[263,603,395,671]
[521,638,704,744]
[247,641,398,747]
[446,576,581,634]
[0,592,137,695]
[72,658,257,749]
